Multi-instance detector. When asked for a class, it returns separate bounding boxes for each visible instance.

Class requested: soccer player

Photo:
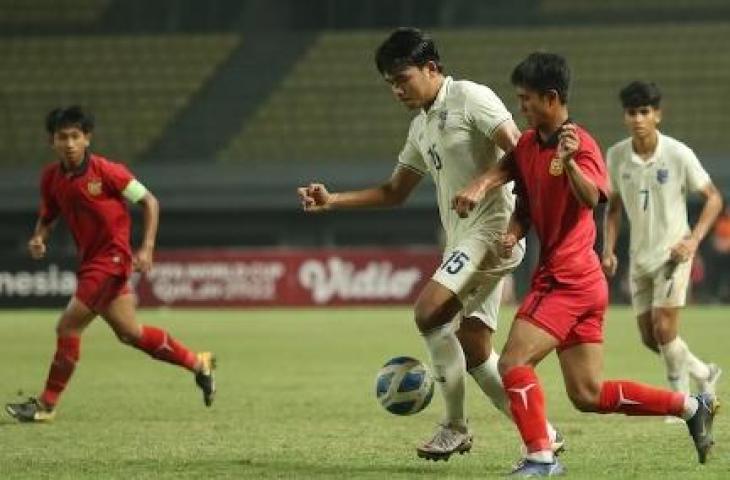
[602,81,722,408]
[297,28,562,460]
[453,53,717,476]
[5,106,216,423]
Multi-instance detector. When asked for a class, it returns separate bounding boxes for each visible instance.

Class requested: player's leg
[457,280,563,455]
[100,292,216,406]
[414,279,471,460]
[653,261,720,395]
[498,318,559,468]
[560,342,718,463]
[636,311,659,353]
[5,297,96,422]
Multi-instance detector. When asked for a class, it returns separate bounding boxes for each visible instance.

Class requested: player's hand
[297,183,332,213]
[27,236,46,259]
[557,124,580,162]
[601,252,618,278]
[133,245,154,273]
[670,236,698,263]
[499,232,518,258]
[452,180,486,218]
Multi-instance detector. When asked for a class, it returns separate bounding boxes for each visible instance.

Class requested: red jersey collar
[60,151,91,177]
[535,118,573,149]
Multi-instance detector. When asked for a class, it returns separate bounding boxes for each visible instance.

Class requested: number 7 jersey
[606,132,711,276]
[396,76,516,244]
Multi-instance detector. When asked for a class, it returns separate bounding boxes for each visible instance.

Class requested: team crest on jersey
[87,178,102,196]
[656,168,669,184]
[438,110,448,130]
[549,157,564,176]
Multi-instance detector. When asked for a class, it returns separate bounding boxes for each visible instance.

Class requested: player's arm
[499,194,531,258]
[601,191,623,277]
[297,166,423,212]
[671,182,723,263]
[123,179,158,272]
[559,125,601,209]
[28,217,56,260]
[452,120,521,218]
[29,173,59,260]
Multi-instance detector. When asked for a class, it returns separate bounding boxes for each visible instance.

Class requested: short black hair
[511,52,571,104]
[375,27,443,75]
[45,105,94,135]
[619,81,662,109]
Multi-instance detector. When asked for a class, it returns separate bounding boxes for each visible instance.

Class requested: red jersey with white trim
[510,124,609,284]
[39,153,135,275]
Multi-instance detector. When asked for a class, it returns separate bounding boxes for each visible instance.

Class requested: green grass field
[0,306,727,479]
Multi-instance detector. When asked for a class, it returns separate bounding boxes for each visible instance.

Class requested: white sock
[659,337,689,392]
[526,450,554,464]
[676,337,711,383]
[467,350,510,418]
[468,351,557,442]
[682,395,699,420]
[424,322,466,427]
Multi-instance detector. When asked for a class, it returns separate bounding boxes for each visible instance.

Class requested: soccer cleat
[194,352,217,407]
[5,397,55,423]
[510,459,565,477]
[686,392,718,464]
[416,423,473,461]
[699,364,722,397]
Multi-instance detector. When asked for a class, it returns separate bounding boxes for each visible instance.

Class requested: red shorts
[75,269,131,312]
[516,274,608,351]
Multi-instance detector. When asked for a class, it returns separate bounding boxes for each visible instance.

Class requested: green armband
[122,179,148,203]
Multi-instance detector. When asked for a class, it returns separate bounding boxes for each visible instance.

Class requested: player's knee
[414,304,451,333]
[114,327,141,345]
[497,353,522,377]
[640,333,660,353]
[566,386,601,412]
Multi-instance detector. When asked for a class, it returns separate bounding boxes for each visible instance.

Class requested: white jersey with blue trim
[607,132,711,275]
[396,76,516,245]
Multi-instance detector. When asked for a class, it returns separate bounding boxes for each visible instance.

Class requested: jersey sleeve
[397,126,427,176]
[464,83,513,139]
[573,133,610,202]
[38,169,59,224]
[681,146,711,192]
[102,160,136,198]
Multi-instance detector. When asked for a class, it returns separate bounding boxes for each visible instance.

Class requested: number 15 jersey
[397,76,515,245]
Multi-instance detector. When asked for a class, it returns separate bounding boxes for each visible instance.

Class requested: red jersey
[510,124,609,285]
[39,153,135,275]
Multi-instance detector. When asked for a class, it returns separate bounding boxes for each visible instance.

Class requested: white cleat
[700,364,722,397]
[416,423,473,461]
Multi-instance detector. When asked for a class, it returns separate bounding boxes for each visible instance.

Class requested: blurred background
[1,0,729,308]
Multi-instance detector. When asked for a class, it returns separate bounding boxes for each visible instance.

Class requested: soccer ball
[375,356,434,415]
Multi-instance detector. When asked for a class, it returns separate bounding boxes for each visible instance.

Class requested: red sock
[134,326,197,371]
[40,336,81,408]
[503,366,551,453]
[598,380,685,416]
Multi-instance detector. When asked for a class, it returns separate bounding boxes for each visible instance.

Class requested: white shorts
[630,260,692,315]
[432,232,525,331]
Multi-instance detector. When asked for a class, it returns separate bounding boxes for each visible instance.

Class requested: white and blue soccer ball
[375,356,434,415]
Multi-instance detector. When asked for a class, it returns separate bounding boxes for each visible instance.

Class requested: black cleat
[195,352,216,407]
[686,392,718,464]
[5,397,55,423]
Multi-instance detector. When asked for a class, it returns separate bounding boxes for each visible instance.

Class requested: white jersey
[607,132,711,276]
[397,76,515,245]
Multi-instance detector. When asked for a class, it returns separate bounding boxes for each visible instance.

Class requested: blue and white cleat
[510,459,565,477]
[686,392,718,464]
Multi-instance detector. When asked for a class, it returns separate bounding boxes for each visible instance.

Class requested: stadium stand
[0,34,240,164]
[0,0,110,26]
[221,23,730,164]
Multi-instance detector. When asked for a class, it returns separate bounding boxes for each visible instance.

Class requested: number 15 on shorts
[441,250,470,274]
